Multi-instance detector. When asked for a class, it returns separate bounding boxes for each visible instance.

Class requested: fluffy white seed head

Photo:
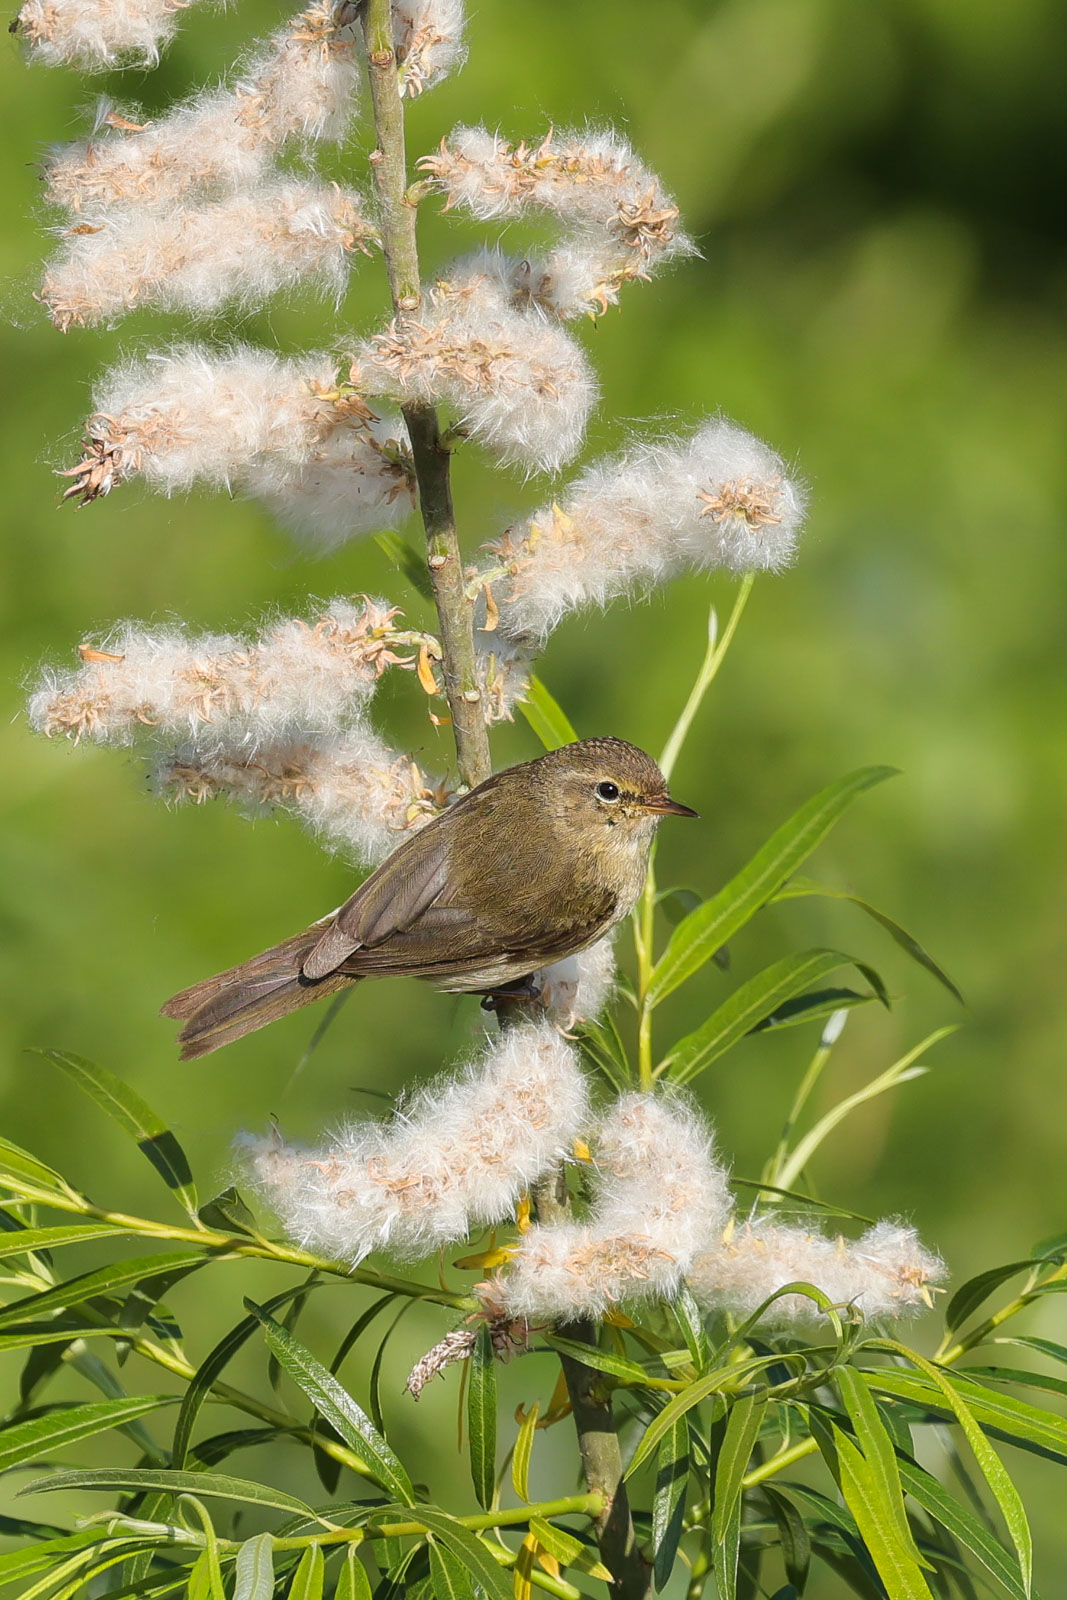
[483,418,808,641]
[41,180,375,329]
[15,0,212,70]
[43,5,362,212]
[62,345,414,545]
[490,1092,733,1320]
[27,597,429,754]
[156,723,446,864]
[535,934,616,1029]
[242,1020,589,1262]
[420,128,695,318]
[688,1219,945,1327]
[354,257,597,474]
[393,0,466,97]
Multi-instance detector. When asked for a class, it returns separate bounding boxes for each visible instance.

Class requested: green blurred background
[2,0,1067,1587]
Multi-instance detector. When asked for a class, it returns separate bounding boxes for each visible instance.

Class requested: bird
[162,736,697,1058]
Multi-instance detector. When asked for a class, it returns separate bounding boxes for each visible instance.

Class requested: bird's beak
[640,794,699,819]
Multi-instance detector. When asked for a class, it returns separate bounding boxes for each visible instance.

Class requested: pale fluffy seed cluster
[419,128,695,319]
[43,4,363,210]
[156,725,444,863]
[353,256,597,474]
[535,935,616,1029]
[492,1093,732,1320]
[242,1021,589,1262]
[42,180,374,330]
[62,346,415,549]
[15,0,212,70]
[482,1093,943,1327]
[393,0,466,97]
[28,597,422,754]
[481,418,808,644]
[688,1220,944,1326]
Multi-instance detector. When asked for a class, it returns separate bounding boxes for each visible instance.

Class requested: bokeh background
[2,0,1066,1588]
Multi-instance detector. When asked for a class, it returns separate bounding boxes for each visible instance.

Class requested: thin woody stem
[359,0,492,790]
[534,1172,651,1600]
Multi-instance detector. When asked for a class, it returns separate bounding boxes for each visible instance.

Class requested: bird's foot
[479,976,543,1011]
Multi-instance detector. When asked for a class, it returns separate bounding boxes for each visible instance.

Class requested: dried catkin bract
[61,346,414,547]
[156,726,444,863]
[393,0,466,98]
[28,597,430,754]
[419,127,695,318]
[688,1219,944,1325]
[482,418,808,644]
[15,0,212,70]
[353,258,597,474]
[242,1021,589,1262]
[41,180,375,329]
[43,4,363,212]
[488,1093,732,1319]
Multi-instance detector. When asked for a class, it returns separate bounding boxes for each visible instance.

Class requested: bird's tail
[161,930,357,1060]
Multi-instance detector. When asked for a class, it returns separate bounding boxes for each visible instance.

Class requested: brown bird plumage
[162,737,696,1058]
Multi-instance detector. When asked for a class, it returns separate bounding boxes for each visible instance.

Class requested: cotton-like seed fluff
[27,597,431,754]
[43,3,362,213]
[61,345,414,547]
[15,0,213,70]
[482,418,808,642]
[41,180,375,329]
[242,1021,590,1262]
[393,0,466,98]
[353,255,597,475]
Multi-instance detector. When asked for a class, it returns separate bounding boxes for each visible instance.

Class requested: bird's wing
[302,814,452,979]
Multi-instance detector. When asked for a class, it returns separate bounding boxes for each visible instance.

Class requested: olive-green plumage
[162,737,696,1058]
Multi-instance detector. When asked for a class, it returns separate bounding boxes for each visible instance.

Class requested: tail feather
[162,931,358,1059]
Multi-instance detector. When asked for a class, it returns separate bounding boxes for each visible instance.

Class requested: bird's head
[534,737,698,843]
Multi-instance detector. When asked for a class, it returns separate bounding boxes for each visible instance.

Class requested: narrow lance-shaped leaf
[512,1402,539,1502]
[896,1458,1031,1600]
[20,1467,318,1519]
[375,1505,511,1600]
[467,1326,497,1510]
[771,877,964,1003]
[0,1250,210,1331]
[661,949,886,1084]
[233,1534,274,1600]
[336,1547,373,1600]
[831,1426,935,1600]
[0,1394,177,1473]
[835,1366,930,1570]
[0,1223,123,1260]
[429,1540,476,1600]
[32,1049,199,1219]
[712,1393,766,1600]
[652,1418,689,1591]
[245,1299,415,1504]
[647,767,897,1006]
[519,677,579,751]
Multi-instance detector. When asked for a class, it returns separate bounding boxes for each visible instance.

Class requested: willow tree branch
[534,1171,651,1600]
[359,0,492,790]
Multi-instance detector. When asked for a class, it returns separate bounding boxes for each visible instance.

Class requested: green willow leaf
[962,1365,1067,1404]
[896,1459,1031,1600]
[0,1136,77,1197]
[647,767,897,1006]
[945,1262,1047,1334]
[174,1284,316,1467]
[865,1348,1033,1597]
[233,1534,274,1600]
[467,1325,496,1511]
[994,1336,1067,1368]
[835,1367,929,1569]
[750,986,874,1033]
[0,1223,122,1260]
[670,1286,711,1374]
[388,1507,510,1600]
[0,1250,209,1330]
[626,1352,791,1479]
[0,1531,107,1586]
[652,1418,689,1591]
[31,1049,199,1218]
[762,1488,811,1592]
[833,1427,935,1599]
[21,1467,317,1518]
[0,1394,177,1473]
[335,1546,373,1600]
[512,1401,539,1502]
[712,1393,766,1600]
[865,1368,1067,1461]
[770,877,964,1003]
[662,949,885,1084]
[543,1333,664,1386]
[429,1541,476,1600]
[518,676,578,750]
[245,1300,414,1504]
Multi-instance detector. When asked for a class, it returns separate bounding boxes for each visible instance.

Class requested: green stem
[359,0,491,790]
[762,1016,844,1188]
[937,1257,1067,1365]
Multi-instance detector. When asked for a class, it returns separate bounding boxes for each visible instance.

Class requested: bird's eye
[595,780,621,802]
